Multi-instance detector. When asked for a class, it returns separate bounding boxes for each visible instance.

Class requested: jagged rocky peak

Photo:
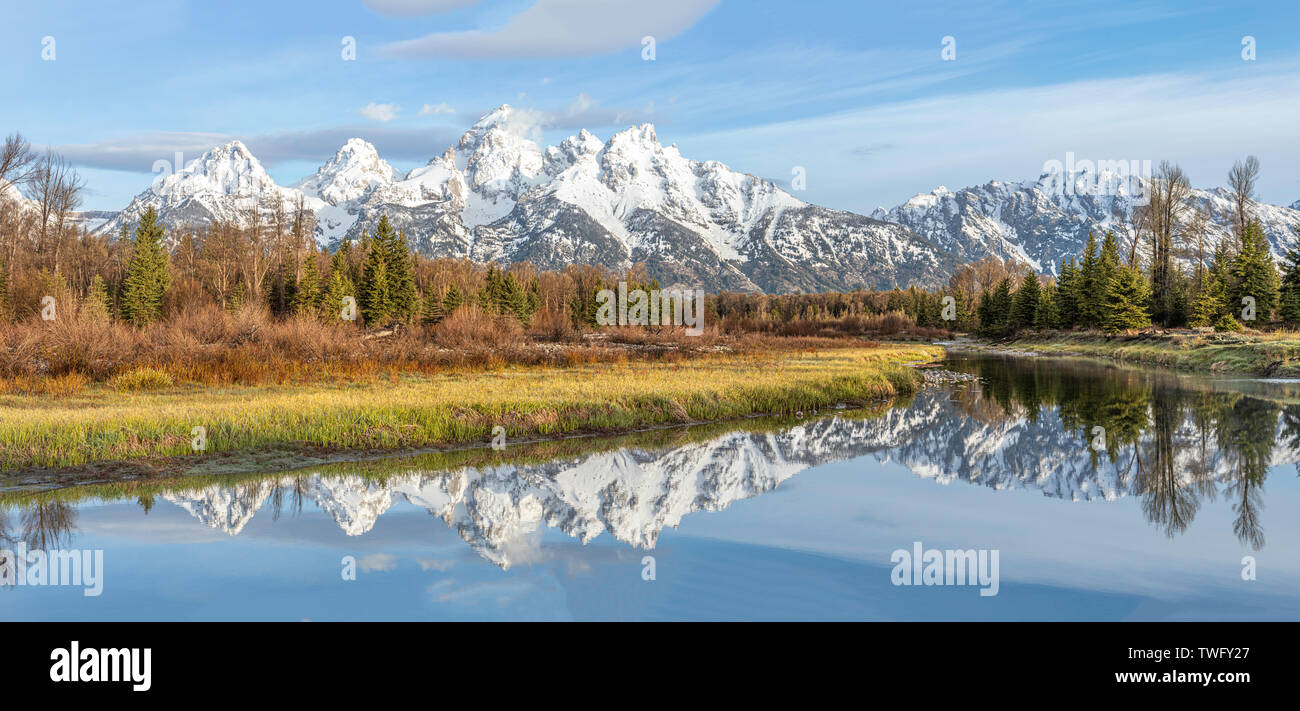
[162,139,278,196]
[544,129,603,174]
[297,138,400,206]
[455,104,544,201]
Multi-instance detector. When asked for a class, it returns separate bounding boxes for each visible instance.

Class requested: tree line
[969,157,1296,336]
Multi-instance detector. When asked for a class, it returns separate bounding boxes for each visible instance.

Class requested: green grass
[984,331,1300,376]
[0,344,941,473]
[0,402,901,508]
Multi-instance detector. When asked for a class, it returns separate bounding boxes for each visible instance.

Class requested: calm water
[3,355,1299,621]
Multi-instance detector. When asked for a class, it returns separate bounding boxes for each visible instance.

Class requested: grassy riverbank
[979,331,1300,376]
[0,343,940,474]
[0,402,901,507]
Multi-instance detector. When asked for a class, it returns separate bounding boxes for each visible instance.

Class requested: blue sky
[3,0,1299,212]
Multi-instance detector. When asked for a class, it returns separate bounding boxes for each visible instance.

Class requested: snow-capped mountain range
[160,386,1289,567]
[92,105,956,292]
[873,173,1300,276]
[75,105,1300,291]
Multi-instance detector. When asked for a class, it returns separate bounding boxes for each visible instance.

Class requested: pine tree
[226,281,246,313]
[1229,221,1279,326]
[322,267,355,322]
[268,259,296,316]
[1012,273,1041,329]
[1280,245,1300,323]
[1054,258,1081,328]
[293,250,322,315]
[83,274,112,322]
[358,241,391,325]
[1103,264,1152,333]
[1035,283,1059,330]
[119,206,172,326]
[978,278,1014,336]
[1190,240,1231,327]
[1078,231,1100,327]
[421,286,446,325]
[378,218,417,322]
[442,282,465,315]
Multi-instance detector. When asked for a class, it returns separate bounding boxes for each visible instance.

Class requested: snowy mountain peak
[471,103,515,130]
[95,138,321,241]
[163,139,277,195]
[296,138,400,206]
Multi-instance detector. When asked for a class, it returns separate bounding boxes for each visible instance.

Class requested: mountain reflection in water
[3,355,1294,572]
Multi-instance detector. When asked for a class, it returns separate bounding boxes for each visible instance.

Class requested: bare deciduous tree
[27,150,85,273]
[1227,155,1260,248]
[1147,161,1192,325]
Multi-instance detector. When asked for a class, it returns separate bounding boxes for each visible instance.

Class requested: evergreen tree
[1077,231,1101,327]
[1054,258,1081,328]
[83,274,112,322]
[378,219,417,322]
[1229,221,1279,326]
[322,267,354,322]
[268,259,296,316]
[293,250,322,315]
[978,277,1014,336]
[421,286,446,325]
[225,281,246,314]
[442,282,466,316]
[1279,245,1300,323]
[358,240,392,325]
[120,206,172,326]
[1035,283,1059,330]
[1190,240,1232,327]
[1012,274,1041,329]
[1103,264,1152,333]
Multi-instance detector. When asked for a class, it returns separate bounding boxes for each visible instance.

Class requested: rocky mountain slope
[873,173,1300,276]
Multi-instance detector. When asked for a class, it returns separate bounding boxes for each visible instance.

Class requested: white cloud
[416,557,455,571]
[358,553,398,573]
[362,0,479,17]
[360,102,401,122]
[418,102,456,116]
[384,0,719,59]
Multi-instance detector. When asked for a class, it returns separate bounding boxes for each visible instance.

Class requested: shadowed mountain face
[38,358,1279,568]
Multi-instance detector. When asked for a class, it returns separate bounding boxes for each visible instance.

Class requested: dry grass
[721,309,948,339]
[431,305,526,350]
[0,304,938,395]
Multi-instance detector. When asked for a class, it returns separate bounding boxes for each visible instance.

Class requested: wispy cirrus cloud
[383,0,719,59]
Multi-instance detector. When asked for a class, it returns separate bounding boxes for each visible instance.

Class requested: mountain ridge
[77,106,1300,292]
